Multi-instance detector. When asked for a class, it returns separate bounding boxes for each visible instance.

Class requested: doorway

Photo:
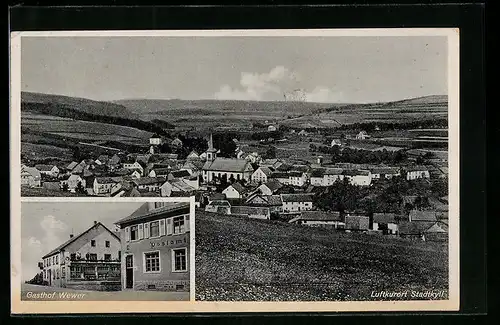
[125,255,134,289]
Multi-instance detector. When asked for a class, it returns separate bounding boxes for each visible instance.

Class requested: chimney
[69,234,74,238]
[94,221,98,225]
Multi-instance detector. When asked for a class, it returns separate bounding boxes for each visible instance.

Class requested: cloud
[214,65,300,101]
[22,215,68,281]
[214,66,343,103]
[304,87,345,103]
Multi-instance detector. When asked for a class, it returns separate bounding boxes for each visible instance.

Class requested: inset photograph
[20,200,192,301]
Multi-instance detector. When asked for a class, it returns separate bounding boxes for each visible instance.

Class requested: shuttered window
[159,219,166,236]
[144,223,150,238]
[125,227,130,242]
[138,224,144,240]
[150,221,160,237]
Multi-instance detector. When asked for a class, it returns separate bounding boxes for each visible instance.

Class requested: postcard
[10,28,459,313]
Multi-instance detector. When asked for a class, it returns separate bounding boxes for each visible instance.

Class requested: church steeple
[206,133,217,162]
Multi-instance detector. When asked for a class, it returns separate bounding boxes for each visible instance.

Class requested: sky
[21,202,143,281]
[21,36,447,103]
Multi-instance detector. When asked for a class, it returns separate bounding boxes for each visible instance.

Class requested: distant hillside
[22,92,135,118]
[195,211,448,301]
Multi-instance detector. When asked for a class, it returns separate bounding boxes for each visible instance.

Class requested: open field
[195,211,448,301]
[22,113,153,141]
[21,142,73,160]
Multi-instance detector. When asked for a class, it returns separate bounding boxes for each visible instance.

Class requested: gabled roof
[35,164,56,172]
[255,166,274,176]
[115,202,190,226]
[169,170,191,178]
[169,179,196,192]
[95,176,122,184]
[246,194,282,206]
[208,200,231,207]
[226,182,247,194]
[260,179,283,193]
[132,176,166,186]
[280,193,313,202]
[291,211,342,223]
[68,174,83,182]
[231,206,269,215]
[21,166,41,179]
[203,158,253,173]
[209,193,226,202]
[409,210,437,222]
[42,222,120,259]
[370,167,400,175]
[373,213,397,224]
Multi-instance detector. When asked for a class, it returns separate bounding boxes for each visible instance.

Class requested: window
[61,267,66,278]
[154,202,166,209]
[173,248,187,272]
[88,253,97,261]
[104,254,111,261]
[105,240,110,248]
[91,240,96,247]
[150,221,160,237]
[144,251,160,273]
[118,251,121,261]
[70,253,76,261]
[173,216,185,234]
[130,225,138,240]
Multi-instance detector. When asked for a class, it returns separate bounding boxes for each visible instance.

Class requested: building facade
[115,202,190,292]
[40,221,121,290]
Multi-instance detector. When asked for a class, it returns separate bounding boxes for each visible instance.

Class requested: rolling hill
[22,91,135,118]
[195,211,448,301]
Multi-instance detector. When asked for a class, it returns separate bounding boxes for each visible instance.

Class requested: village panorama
[19,35,450,301]
[20,91,449,301]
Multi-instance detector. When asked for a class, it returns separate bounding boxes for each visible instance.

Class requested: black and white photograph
[20,199,192,301]
[10,29,459,312]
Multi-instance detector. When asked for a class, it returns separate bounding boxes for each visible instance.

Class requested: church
[202,134,254,183]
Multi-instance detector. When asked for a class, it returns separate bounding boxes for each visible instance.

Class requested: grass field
[195,211,448,301]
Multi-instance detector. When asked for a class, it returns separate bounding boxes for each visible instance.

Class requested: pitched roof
[324,168,344,175]
[373,213,397,224]
[409,210,437,222]
[231,206,270,215]
[132,176,166,186]
[170,170,191,178]
[370,167,400,175]
[398,221,436,235]
[66,161,78,170]
[95,176,122,184]
[290,165,309,173]
[226,182,247,194]
[256,166,274,176]
[209,193,226,201]
[203,158,253,173]
[246,194,282,206]
[42,222,120,259]
[343,169,370,176]
[260,179,283,193]
[21,166,41,179]
[208,200,231,207]
[281,193,313,202]
[68,174,83,182]
[115,202,190,225]
[169,179,196,192]
[296,211,342,222]
[35,164,56,172]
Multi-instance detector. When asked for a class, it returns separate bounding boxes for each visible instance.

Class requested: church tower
[206,133,217,162]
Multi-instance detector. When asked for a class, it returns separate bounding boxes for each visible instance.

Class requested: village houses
[289,211,345,229]
[21,165,41,188]
[280,194,314,213]
[406,166,431,180]
[35,164,60,178]
[222,182,249,199]
[251,166,274,184]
